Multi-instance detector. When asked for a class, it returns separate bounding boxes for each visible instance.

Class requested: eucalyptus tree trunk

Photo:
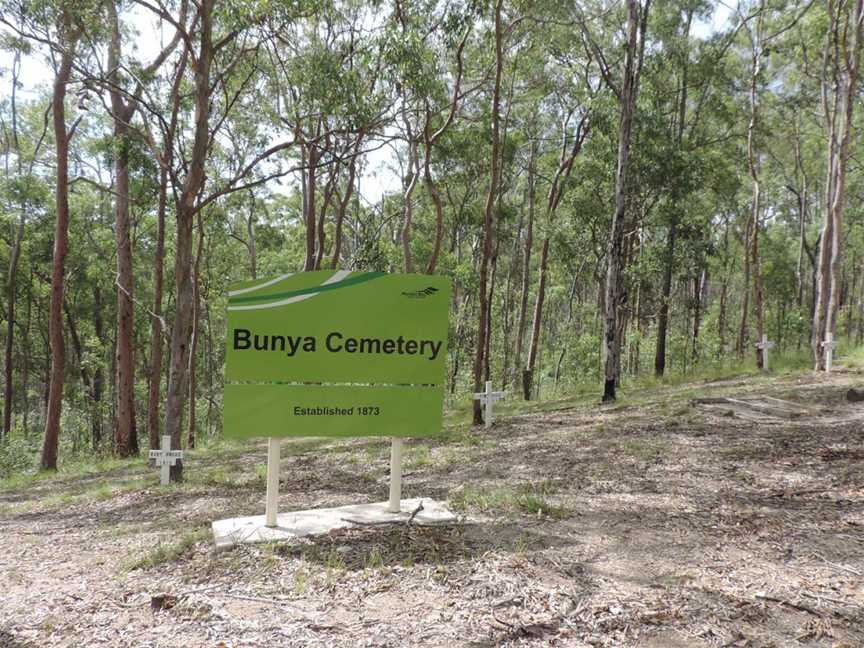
[105,0,184,454]
[793,119,808,310]
[91,286,104,449]
[247,194,257,279]
[423,148,447,274]
[523,238,548,400]
[20,278,31,436]
[654,7,692,377]
[331,143,360,270]
[485,245,500,384]
[692,269,707,360]
[524,114,588,399]
[147,46,185,452]
[166,201,195,481]
[602,0,649,402]
[513,140,536,388]
[472,0,504,425]
[737,214,752,358]
[858,277,864,346]
[314,152,338,270]
[108,0,138,456]
[555,274,579,382]
[746,4,766,369]
[425,30,467,274]
[653,219,677,376]
[500,208,522,388]
[188,214,205,449]
[4,238,21,437]
[302,125,321,272]
[3,51,24,439]
[813,0,862,370]
[41,12,80,470]
[147,165,168,452]
[165,0,214,481]
[399,117,420,274]
[846,263,857,340]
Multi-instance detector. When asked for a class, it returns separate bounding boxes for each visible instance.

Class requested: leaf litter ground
[1,369,863,647]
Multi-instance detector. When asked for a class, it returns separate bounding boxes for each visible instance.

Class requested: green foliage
[0,0,862,476]
[0,431,39,478]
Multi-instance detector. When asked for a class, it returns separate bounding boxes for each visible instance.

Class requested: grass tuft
[124,527,209,571]
[619,438,670,461]
[450,483,569,519]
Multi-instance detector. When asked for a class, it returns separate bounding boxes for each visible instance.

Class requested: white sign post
[388,438,404,513]
[474,381,505,430]
[263,435,406,522]
[755,334,775,370]
[821,332,837,372]
[265,437,281,527]
[149,435,184,486]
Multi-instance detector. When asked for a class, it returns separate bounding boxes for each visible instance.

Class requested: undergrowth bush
[0,432,40,478]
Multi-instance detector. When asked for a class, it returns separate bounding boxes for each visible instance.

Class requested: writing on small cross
[473,381,505,429]
[149,435,184,485]
[755,334,775,370]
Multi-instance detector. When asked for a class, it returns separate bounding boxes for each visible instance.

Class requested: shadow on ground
[0,630,36,648]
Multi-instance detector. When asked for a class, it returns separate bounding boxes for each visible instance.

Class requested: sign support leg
[265,437,281,527]
[388,438,403,513]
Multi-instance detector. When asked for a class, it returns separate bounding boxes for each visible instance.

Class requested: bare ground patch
[1,370,863,647]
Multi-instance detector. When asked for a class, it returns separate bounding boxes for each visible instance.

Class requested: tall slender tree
[473,0,504,425]
[592,0,651,401]
[523,110,589,399]
[42,6,84,469]
[813,0,863,369]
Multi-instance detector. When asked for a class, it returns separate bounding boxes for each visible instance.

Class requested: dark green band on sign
[228,271,384,305]
[223,270,451,439]
[224,383,443,439]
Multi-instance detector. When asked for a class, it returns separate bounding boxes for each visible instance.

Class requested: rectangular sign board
[223,270,450,439]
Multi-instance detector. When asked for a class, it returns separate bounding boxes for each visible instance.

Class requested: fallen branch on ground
[801,590,861,608]
[754,591,822,616]
[812,552,862,576]
[340,502,425,527]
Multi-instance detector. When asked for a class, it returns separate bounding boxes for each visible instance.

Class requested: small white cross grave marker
[755,334,775,370]
[149,435,184,486]
[821,332,837,373]
[474,380,505,430]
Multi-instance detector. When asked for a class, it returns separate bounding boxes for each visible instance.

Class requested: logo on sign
[402,286,440,299]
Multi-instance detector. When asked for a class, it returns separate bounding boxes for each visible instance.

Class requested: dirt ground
[1,368,863,648]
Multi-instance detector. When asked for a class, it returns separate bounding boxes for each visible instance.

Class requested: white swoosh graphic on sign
[323,269,352,285]
[227,270,352,312]
[228,272,294,297]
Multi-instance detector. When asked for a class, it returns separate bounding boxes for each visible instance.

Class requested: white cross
[149,435,184,485]
[473,381,505,429]
[821,332,837,372]
[755,334,775,370]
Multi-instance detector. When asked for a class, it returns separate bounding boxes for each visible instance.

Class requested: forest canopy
[0,0,861,474]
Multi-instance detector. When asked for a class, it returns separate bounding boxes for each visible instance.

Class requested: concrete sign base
[212,498,459,550]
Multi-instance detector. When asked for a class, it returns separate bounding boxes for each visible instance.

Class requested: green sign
[223,270,450,439]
